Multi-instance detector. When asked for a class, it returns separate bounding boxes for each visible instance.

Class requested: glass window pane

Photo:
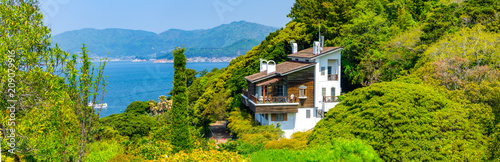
[306,110,310,118]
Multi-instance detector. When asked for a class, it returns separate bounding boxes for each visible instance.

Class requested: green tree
[124,101,150,115]
[168,47,196,152]
[309,79,489,161]
[0,1,107,161]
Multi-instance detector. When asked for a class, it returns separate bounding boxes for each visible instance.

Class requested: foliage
[107,154,145,162]
[126,138,172,160]
[124,101,150,115]
[264,131,311,150]
[159,149,244,162]
[84,140,124,162]
[309,80,489,161]
[250,139,382,162]
[94,126,129,141]
[239,124,284,145]
[0,1,107,161]
[168,46,197,152]
[99,113,155,139]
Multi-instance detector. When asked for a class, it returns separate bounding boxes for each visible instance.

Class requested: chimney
[313,41,320,54]
[290,40,298,54]
[320,36,324,50]
[260,58,267,72]
[267,60,276,75]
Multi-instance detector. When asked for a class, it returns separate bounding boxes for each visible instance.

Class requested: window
[328,66,332,75]
[276,114,283,121]
[306,110,311,118]
[299,85,307,98]
[321,67,325,76]
[295,59,299,61]
[306,59,309,62]
[331,87,336,97]
[322,88,326,96]
[277,85,284,96]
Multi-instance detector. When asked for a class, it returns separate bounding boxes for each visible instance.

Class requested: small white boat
[88,103,108,108]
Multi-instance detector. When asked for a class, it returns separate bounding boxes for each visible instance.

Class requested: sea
[93,61,229,117]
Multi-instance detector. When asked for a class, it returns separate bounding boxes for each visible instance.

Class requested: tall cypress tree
[169,47,194,152]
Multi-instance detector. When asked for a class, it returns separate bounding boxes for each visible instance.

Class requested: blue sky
[40,0,295,35]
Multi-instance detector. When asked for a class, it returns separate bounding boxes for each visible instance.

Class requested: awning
[256,77,283,86]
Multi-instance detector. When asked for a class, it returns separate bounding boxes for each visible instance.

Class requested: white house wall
[314,50,342,112]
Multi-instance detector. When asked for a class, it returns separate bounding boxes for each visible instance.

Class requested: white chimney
[292,43,298,53]
[313,41,320,54]
[267,60,276,75]
[260,58,267,72]
[290,40,298,54]
[320,36,325,50]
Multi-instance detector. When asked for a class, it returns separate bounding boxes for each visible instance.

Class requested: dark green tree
[124,101,150,115]
[168,47,196,152]
[309,79,489,161]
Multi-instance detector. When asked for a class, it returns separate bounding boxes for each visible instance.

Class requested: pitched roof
[287,47,342,59]
[244,61,315,83]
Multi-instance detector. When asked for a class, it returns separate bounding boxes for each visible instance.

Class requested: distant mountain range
[51,21,278,60]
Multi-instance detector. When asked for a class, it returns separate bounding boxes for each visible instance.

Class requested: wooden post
[263,86,266,103]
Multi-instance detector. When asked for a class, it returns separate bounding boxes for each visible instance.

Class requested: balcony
[323,96,339,103]
[321,96,340,113]
[328,74,339,81]
[241,89,299,114]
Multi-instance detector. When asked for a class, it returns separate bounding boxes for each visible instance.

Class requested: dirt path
[209,121,232,145]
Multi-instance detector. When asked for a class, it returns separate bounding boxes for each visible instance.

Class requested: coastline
[90,56,237,63]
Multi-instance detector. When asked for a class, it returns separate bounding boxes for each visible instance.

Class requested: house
[241,41,343,138]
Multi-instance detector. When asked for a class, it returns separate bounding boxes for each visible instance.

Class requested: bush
[309,80,489,161]
[107,154,145,162]
[160,149,243,162]
[84,140,124,162]
[100,113,155,139]
[124,101,150,115]
[264,131,311,150]
[126,138,172,160]
[251,139,381,162]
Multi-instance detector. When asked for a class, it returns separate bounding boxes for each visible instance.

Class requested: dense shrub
[264,131,310,150]
[124,101,150,115]
[107,154,145,162]
[309,80,489,161]
[251,139,381,162]
[100,113,155,139]
[159,149,243,162]
[84,140,124,162]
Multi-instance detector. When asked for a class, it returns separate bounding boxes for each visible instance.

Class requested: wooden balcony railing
[249,94,258,103]
[323,96,339,103]
[259,96,297,104]
[242,89,248,97]
[242,89,258,103]
[328,74,338,81]
[242,90,297,104]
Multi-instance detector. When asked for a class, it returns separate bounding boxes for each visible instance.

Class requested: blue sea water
[95,61,229,117]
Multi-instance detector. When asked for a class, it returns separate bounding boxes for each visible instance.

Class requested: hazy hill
[51,21,278,59]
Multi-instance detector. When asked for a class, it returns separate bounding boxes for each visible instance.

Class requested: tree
[168,47,196,152]
[0,1,107,161]
[124,101,150,115]
[309,79,489,161]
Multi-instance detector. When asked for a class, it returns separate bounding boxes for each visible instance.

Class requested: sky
[40,0,296,35]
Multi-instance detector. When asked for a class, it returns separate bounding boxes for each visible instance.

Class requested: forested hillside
[51,21,277,59]
[2,0,500,161]
[185,0,500,161]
